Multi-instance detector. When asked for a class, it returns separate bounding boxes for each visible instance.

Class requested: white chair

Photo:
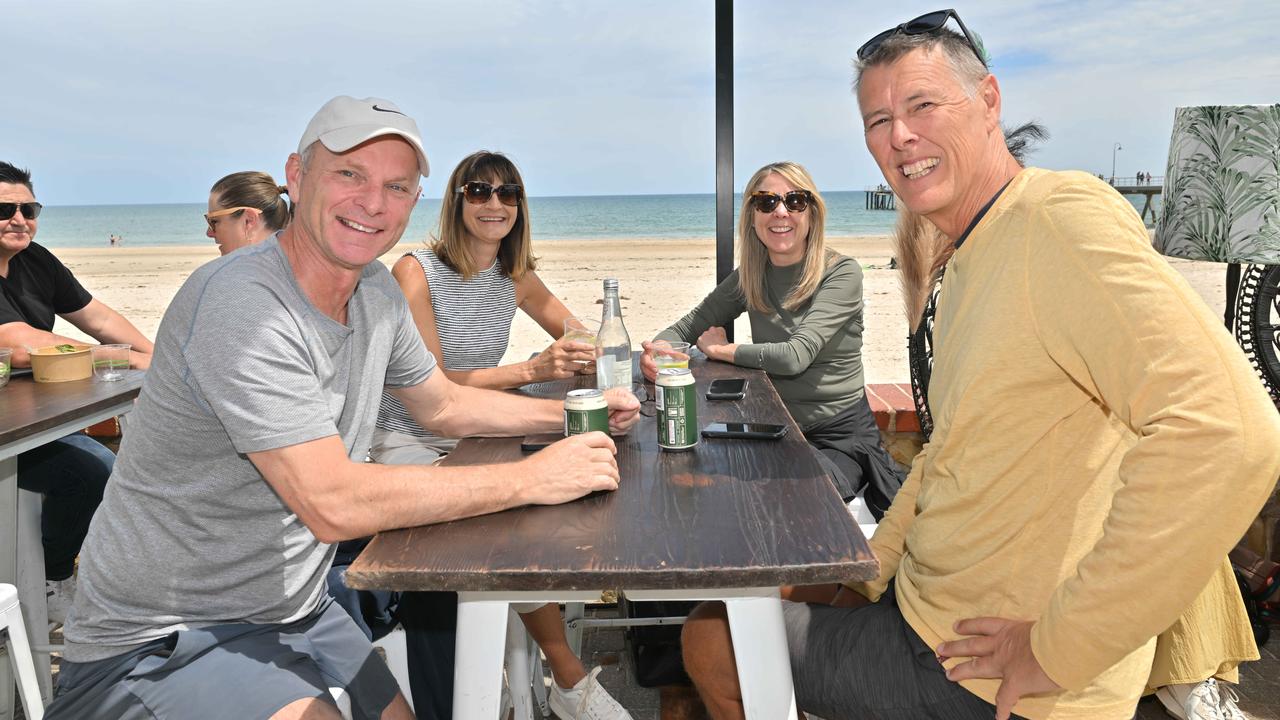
[373,626,413,713]
[1,583,46,720]
[847,495,878,539]
[330,625,414,720]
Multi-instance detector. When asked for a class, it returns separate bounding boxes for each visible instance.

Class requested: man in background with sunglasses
[681,10,1279,720]
[0,162,154,369]
[0,160,155,628]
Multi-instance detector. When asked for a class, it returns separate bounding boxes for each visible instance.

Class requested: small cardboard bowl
[30,344,94,383]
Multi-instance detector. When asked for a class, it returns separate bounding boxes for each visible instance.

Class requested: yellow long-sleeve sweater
[849,168,1280,719]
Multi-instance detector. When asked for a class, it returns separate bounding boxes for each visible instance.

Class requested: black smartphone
[701,422,787,440]
[706,378,747,400]
[520,432,564,452]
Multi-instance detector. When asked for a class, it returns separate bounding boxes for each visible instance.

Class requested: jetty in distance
[864,175,1161,224]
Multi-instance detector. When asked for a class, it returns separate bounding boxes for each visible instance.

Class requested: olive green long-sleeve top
[848,168,1280,719]
[656,253,865,428]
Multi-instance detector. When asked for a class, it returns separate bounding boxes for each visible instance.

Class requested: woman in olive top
[640,161,902,517]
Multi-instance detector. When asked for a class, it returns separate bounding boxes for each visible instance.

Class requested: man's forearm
[335,460,528,539]
[431,385,562,438]
[0,323,91,367]
[90,314,154,355]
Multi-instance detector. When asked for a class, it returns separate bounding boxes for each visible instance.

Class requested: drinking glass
[563,317,600,347]
[91,344,131,382]
[650,341,692,370]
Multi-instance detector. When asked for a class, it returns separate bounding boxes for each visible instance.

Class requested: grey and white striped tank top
[375,248,517,436]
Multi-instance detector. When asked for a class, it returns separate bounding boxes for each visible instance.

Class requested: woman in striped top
[355,151,632,720]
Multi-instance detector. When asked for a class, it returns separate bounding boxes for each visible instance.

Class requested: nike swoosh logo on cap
[371,104,405,115]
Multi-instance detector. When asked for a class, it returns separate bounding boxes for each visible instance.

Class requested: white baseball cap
[297,96,430,178]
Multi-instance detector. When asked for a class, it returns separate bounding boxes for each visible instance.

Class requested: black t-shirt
[0,242,93,330]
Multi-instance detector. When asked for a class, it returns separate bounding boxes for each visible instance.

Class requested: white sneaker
[1217,683,1247,720]
[1155,679,1230,720]
[548,666,633,720]
[45,576,77,626]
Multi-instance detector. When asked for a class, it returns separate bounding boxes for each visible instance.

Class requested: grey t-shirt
[63,236,435,662]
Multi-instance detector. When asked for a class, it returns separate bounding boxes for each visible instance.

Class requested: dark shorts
[46,600,400,720]
[803,394,906,518]
[784,587,1023,720]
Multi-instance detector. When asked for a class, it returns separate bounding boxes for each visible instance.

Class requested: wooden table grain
[348,355,876,719]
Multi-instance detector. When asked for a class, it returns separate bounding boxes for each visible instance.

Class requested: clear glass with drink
[563,317,599,346]
[91,344,131,382]
[650,341,691,370]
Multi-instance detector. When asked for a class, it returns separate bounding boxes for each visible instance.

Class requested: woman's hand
[696,326,735,362]
[639,341,659,382]
[530,336,596,381]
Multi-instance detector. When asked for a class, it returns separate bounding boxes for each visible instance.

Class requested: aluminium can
[656,368,699,451]
[564,388,610,436]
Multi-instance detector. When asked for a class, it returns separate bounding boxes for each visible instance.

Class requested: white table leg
[725,591,799,720]
[505,607,534,720]
[454,593,510,719]
[16,490,53,703]
[624,587,799,720]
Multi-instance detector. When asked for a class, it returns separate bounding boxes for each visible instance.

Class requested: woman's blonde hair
[737,161,831,313]
[432,151,536,280]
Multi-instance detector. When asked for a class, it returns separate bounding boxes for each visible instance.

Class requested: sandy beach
[48,236,1227,384]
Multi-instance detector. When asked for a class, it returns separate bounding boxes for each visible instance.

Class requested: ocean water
[34,192,897,248]
[33,190,1161,248]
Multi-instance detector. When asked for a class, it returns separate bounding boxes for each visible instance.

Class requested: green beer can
[565,388,610,436]
[656,368,698,451]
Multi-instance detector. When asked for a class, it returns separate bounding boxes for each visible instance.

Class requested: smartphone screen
[701,422,788,439]
[706,378,747,399]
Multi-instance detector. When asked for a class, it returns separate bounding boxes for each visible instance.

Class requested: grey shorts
[783,586,1024,720]
[46,600,399,720]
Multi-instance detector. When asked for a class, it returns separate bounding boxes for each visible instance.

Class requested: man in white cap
[46,96,639,720]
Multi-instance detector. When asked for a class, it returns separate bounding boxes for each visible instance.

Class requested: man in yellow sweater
[680,11,1280,720]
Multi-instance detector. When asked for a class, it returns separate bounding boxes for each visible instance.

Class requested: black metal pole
[715,0,734,341]
[1226,263,1242,330]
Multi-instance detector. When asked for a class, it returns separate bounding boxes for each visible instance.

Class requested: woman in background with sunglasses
[641,160,903,518]
[330,151,632,720]
[204,170,292,255]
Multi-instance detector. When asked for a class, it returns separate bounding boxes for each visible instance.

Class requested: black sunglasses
[750,190,813,214]
[0,202,42,221]
[457,181,523,207]
[857,9,986,67]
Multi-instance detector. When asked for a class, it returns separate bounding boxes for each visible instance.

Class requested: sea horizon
[34,190,1161,249]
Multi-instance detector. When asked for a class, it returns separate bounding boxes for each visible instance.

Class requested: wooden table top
[0,371,144,448]
[348,356,878,592]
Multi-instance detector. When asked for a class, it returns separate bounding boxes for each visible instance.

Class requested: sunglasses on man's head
[0,202,42,221]
[457,181,523,207]
[750,190,813,214]
[857,9,986,67]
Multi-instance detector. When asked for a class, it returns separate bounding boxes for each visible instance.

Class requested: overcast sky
[6,1,1278,205]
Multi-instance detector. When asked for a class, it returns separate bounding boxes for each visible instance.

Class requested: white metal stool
[1,583,46,720]
[330,625,414,720]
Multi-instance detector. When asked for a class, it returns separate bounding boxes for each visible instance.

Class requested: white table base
[453,587,798,720]
[0,399,135,720]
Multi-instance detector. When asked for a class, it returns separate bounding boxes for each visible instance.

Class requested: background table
[0,371,144,718]
[348,356,877,719]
